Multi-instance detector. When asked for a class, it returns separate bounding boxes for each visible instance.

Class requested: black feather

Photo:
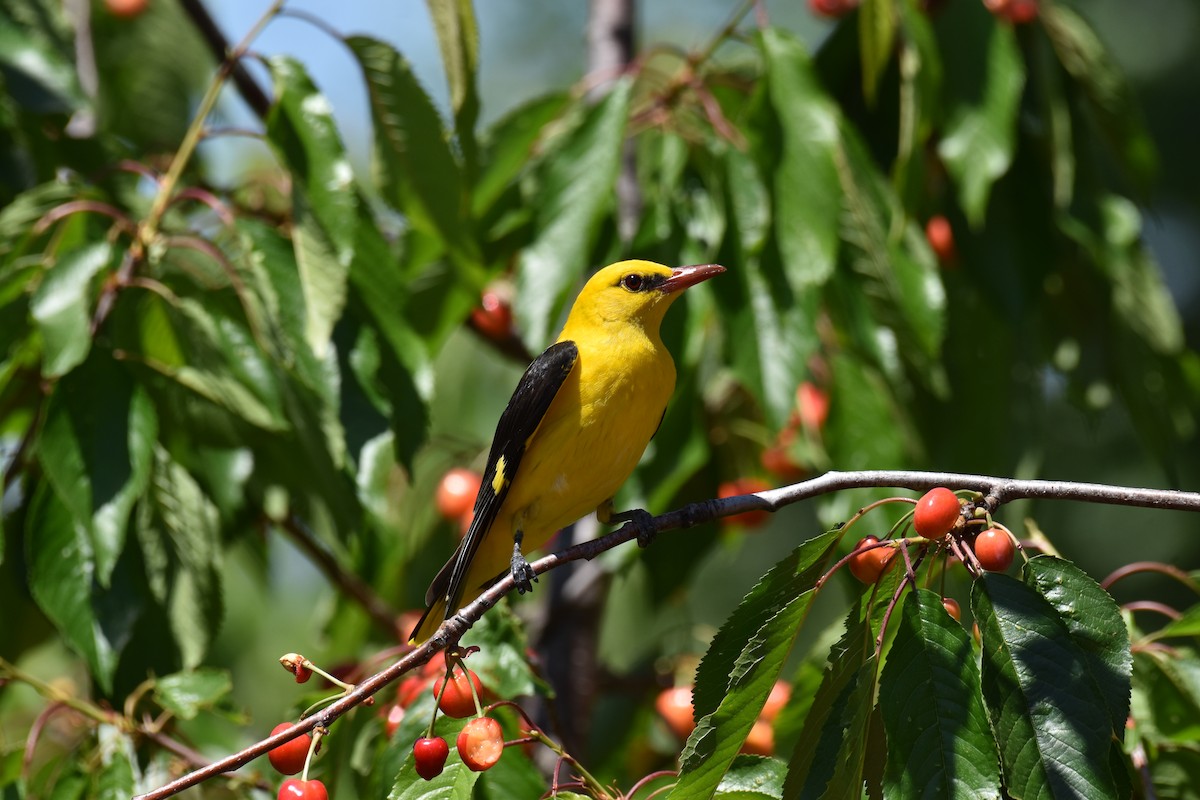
[425,340,580,615]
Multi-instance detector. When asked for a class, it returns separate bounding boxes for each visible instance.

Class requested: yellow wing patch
[491,455,509,495]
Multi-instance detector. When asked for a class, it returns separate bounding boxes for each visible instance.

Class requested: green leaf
[153,669,232,721]
[670,531,840,800]
[473,93,568,218]
[135,294,288,432]
[30,243,111,377]
[1149,747,1200,800]
[859,0,896,106]
[836,125,947,388]
[673,590,823,800]
[1153,604,1200,641]
[145,446,223,668]
[715,755,786,799]
[36,366,156,586]
[1133,649,1200,745]
[93,725,136,800]
[266,56,352,356]
[1041,5,1157,190]
[692,528,842,719]
[973,573,1119,799]
[0,14,82,113]
[515,80,631,350]
[937,14,1024,227]
[347,35,477,269]
[761,28,841,289]
[25,483,118,692]
[1023,556,1131,735]
[781,608,876,800]
[879,590,1001,799]
[424,0,480,176]
[721,148,818,429]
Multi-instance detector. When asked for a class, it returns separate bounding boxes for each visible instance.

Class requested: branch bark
[134,468,1200,799]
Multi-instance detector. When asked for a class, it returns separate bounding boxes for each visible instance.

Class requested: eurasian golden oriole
[410,259,724,643]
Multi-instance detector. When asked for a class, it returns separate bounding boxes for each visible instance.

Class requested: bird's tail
[408,597,448,645]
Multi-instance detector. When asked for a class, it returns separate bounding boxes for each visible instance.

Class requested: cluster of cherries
[410,657,506,779]
[847,487,1017,625]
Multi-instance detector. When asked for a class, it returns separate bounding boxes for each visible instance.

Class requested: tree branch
[178,0,273,120]
[274,514,402,639]
[134,468,1200,799]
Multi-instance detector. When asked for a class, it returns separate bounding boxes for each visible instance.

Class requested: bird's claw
[511,544,538,594]
[627,509,656,548]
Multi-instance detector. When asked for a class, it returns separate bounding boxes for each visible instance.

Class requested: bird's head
[563,260,725,336]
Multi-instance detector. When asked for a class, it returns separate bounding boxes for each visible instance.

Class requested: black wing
[425,340,580,614]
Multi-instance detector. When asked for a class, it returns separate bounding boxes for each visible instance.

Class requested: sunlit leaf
[716,755,786,799]
[153,669,232,721]
[266,56,353,357]
[859,0,896,106]
[938,11,1024,227]
[30,243,111,377]
[761,28,841,289]
[515,80,630,350]
[25,483,118,692]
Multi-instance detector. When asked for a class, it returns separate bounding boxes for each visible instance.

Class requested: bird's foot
[610,508,657,548]
[510,543,538,594]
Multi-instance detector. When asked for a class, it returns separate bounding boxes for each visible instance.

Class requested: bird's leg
[510,530,538,594]
[597,499,657,548]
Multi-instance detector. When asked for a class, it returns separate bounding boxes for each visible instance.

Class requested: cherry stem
[624,770,679,800]
[522,727,614,800]
[1102,561,1200,594]
[300,727,325,783]
[838,496,917,539]
[1123,601,1182,621]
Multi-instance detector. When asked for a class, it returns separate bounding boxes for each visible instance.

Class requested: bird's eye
[620,274,644,292]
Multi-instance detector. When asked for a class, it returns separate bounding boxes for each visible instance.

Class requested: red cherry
[470,291,514,342]
[795,382,830,432]
[1004,0,1038,23]
[422,652,447,678]
[457,717,505,772]
[433,668,483,719]
[760,681,790,722]
[267,723,312,776]
[104,0,149,18]
[848,536,896,584]
[913,488,961,540]
[808,0,858,18]
[740,719,774,755]
[278,779,327,800]
[413,736,450,780]
[383,704,405,738]
[718,478,772,529]
[396,676,427,708]
[761,438,805,480]
[436,468,481,522]
[655,685,695,740]
[925,215,957,265]
[974,528,1015,571]
[942,597,962,622]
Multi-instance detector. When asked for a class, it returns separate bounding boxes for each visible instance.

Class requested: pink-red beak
[660,263,725,293]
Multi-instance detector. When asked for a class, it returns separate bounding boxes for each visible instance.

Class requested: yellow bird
[410,259,724,643]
